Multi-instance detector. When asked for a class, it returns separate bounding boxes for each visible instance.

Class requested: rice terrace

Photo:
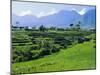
[12,1,96,74]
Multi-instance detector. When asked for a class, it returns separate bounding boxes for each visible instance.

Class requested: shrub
[30,45,40,50]
[54,36,72,48]
[39,48,51,56]
[78,37,91,43]
[51,45,60,53]
[78,37,84,43]
[31,50,40,59]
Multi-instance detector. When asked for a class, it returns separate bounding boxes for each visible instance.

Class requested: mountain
[12,9,96,28]
[38,10,81,28]
[12,14,38,27]
[82,9,96,28]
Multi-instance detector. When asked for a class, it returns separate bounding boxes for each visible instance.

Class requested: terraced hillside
[12,40,96,74]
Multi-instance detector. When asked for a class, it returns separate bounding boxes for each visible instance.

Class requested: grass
[12,41,96,74]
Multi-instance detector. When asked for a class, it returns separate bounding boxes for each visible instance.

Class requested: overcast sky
[12,1,95,18]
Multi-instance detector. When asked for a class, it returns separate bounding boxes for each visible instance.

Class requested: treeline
[12,21,82,31]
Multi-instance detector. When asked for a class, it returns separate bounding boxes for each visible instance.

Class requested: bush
[51,45,60,53]
[39,48,51,56]
[12,46,33,62]
[54,36,72,48]
[78,37,84,43]
[78,37,91,43]
[31,50,40,59]
[30,45,40,50]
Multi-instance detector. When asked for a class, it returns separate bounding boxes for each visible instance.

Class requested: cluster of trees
[69,21,81,31]
[13,21,81,32]
[12,32,92,63]
[12,35,73,63]
[38,21,81,32]
[12,21,93,63]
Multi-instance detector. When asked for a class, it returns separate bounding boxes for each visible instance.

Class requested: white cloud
[37,9,59,18]
[72,8,87,15]
[78,8,87,15]
[16,10,33,16]
[14,9,59,18]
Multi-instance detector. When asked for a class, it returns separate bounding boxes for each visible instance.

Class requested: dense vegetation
[12,24,96,74]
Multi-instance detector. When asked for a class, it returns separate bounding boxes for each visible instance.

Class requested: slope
[12,41,96,74]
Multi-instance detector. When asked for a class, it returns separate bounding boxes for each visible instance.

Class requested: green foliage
[54,36,72,48]
[12,27,96,74]
[31,50,40,59]
[39,25,45,32]
[12,41,96,74]
[12,46,33,63]
[12,29,94,63]
[51,45,60,53]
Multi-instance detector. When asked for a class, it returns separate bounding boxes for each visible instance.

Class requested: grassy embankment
[12,40,96,74]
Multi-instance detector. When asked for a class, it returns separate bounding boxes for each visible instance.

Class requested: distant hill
[12,9,96,28]
[12,14,38,27]
[82,9,96,28]
[38,10,81,28]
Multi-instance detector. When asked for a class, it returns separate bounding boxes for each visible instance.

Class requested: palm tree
[76,21,81,30]
[39,25,45,32]
[69,24,73,29]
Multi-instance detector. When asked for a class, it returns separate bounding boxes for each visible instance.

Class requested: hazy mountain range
[12,8,96,28]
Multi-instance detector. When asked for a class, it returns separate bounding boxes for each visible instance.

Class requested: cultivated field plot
[12,1,96,74]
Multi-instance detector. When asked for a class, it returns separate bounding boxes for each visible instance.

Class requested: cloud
[37,9,59,18]
[16,10,33,16]
[14,9,59,18]
[72,8,87,15]
[78,8,87,15]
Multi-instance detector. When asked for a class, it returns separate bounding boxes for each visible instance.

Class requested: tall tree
[69,24,73,29]
[76,21,81,30]
[39,25,45,32]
